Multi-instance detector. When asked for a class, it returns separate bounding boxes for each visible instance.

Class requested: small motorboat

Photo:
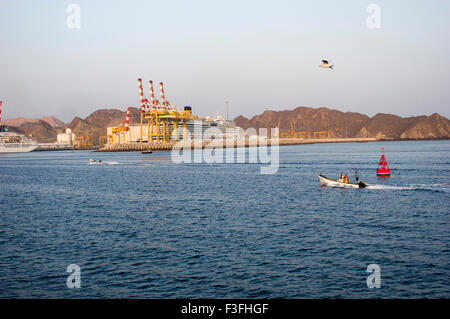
[141,150,153,154]
[318,173,366,188]
[89,159,103,164]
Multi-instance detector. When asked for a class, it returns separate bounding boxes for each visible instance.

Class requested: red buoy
[377,147,390,177]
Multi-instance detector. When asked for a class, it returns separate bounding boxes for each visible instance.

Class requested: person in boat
[354,171,359,182]
[339,173,344,183]
[344,173,349,183]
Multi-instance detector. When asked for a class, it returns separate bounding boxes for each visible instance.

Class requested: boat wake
[366,183,449,193]
[366,185,414,191]
[89,161,119,165]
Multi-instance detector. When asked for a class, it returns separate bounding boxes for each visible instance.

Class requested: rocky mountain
[3,108,140,144]
[4,106,448,144]
[234,107,450,140]
[67,108,141,144]
[40,116,66,128]
[2,116,66,128]
[8,120,63,143]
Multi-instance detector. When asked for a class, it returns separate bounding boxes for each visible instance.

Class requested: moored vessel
[0,101,38,153]
[0,130,39,153]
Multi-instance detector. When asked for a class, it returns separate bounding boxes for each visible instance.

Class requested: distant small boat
[318,174,366,188]
[141,150,153,154]
[89,159,103,164]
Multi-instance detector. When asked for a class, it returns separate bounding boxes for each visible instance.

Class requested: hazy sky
[0,0,449,122]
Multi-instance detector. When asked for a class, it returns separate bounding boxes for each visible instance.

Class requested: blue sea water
[0,140,449,298]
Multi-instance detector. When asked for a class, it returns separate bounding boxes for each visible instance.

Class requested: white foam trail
[366,183,450,193]
[413,183,449,188]
[366,185,414,190]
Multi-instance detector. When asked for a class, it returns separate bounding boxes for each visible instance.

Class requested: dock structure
[111,107,131,143]
[108,79,201,146]
[138,79,199,143]
[97,137,378,152]
[35,143,75,151]
[102,78,377,152]
[98,141,175,152]
[278,121,332,139]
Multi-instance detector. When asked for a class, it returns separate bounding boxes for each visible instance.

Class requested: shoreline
[25,137,446,153]
[96,137,450,152]
[97,137,379,152]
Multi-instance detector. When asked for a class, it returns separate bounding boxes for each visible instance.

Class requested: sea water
[0,140,448,298]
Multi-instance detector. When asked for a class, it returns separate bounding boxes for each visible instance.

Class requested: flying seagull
[320,60,334,69]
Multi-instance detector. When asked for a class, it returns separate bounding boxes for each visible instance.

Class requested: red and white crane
[123,107,130,130]
[138,78,146,114]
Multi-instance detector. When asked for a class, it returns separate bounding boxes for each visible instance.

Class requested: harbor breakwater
[35,143,75,151]
[97,137,377,152]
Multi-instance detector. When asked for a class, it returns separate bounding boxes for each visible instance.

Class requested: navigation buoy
[377,147,391,177]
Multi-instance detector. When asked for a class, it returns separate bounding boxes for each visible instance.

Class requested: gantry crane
[138,79,198,143]
[73,136,93,149]
[111,107,132,144]
[278,121,330,139]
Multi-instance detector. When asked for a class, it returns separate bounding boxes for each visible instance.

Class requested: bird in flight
[319,60,334,69]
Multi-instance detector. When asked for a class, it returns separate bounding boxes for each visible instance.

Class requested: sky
[0,0,449,122]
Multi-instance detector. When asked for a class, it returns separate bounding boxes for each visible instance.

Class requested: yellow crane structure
[138,79,198,143]
[112,126,131,144]
[313,131,332,139]
[279,121,311,139]
[73,136,93,149]
[296,131,311,139]
[98,136,108,146]
[111,107,132,144]
[278,121,330,139]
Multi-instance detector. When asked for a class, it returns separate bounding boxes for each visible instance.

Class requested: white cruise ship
[0,100,39,152]
[0,131,38,153]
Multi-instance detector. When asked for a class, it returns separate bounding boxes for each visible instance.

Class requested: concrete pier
[277,137,377,145]
[97,141,175,152]
[35,143,74,151]
[97,137,377,152]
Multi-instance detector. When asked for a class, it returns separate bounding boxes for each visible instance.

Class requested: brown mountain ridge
[2,116,65,128]
[3,106,449,143]
[234,107,450,140]
[8,120,62,143]
[67,108,141,144]
[4,108,140,143]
